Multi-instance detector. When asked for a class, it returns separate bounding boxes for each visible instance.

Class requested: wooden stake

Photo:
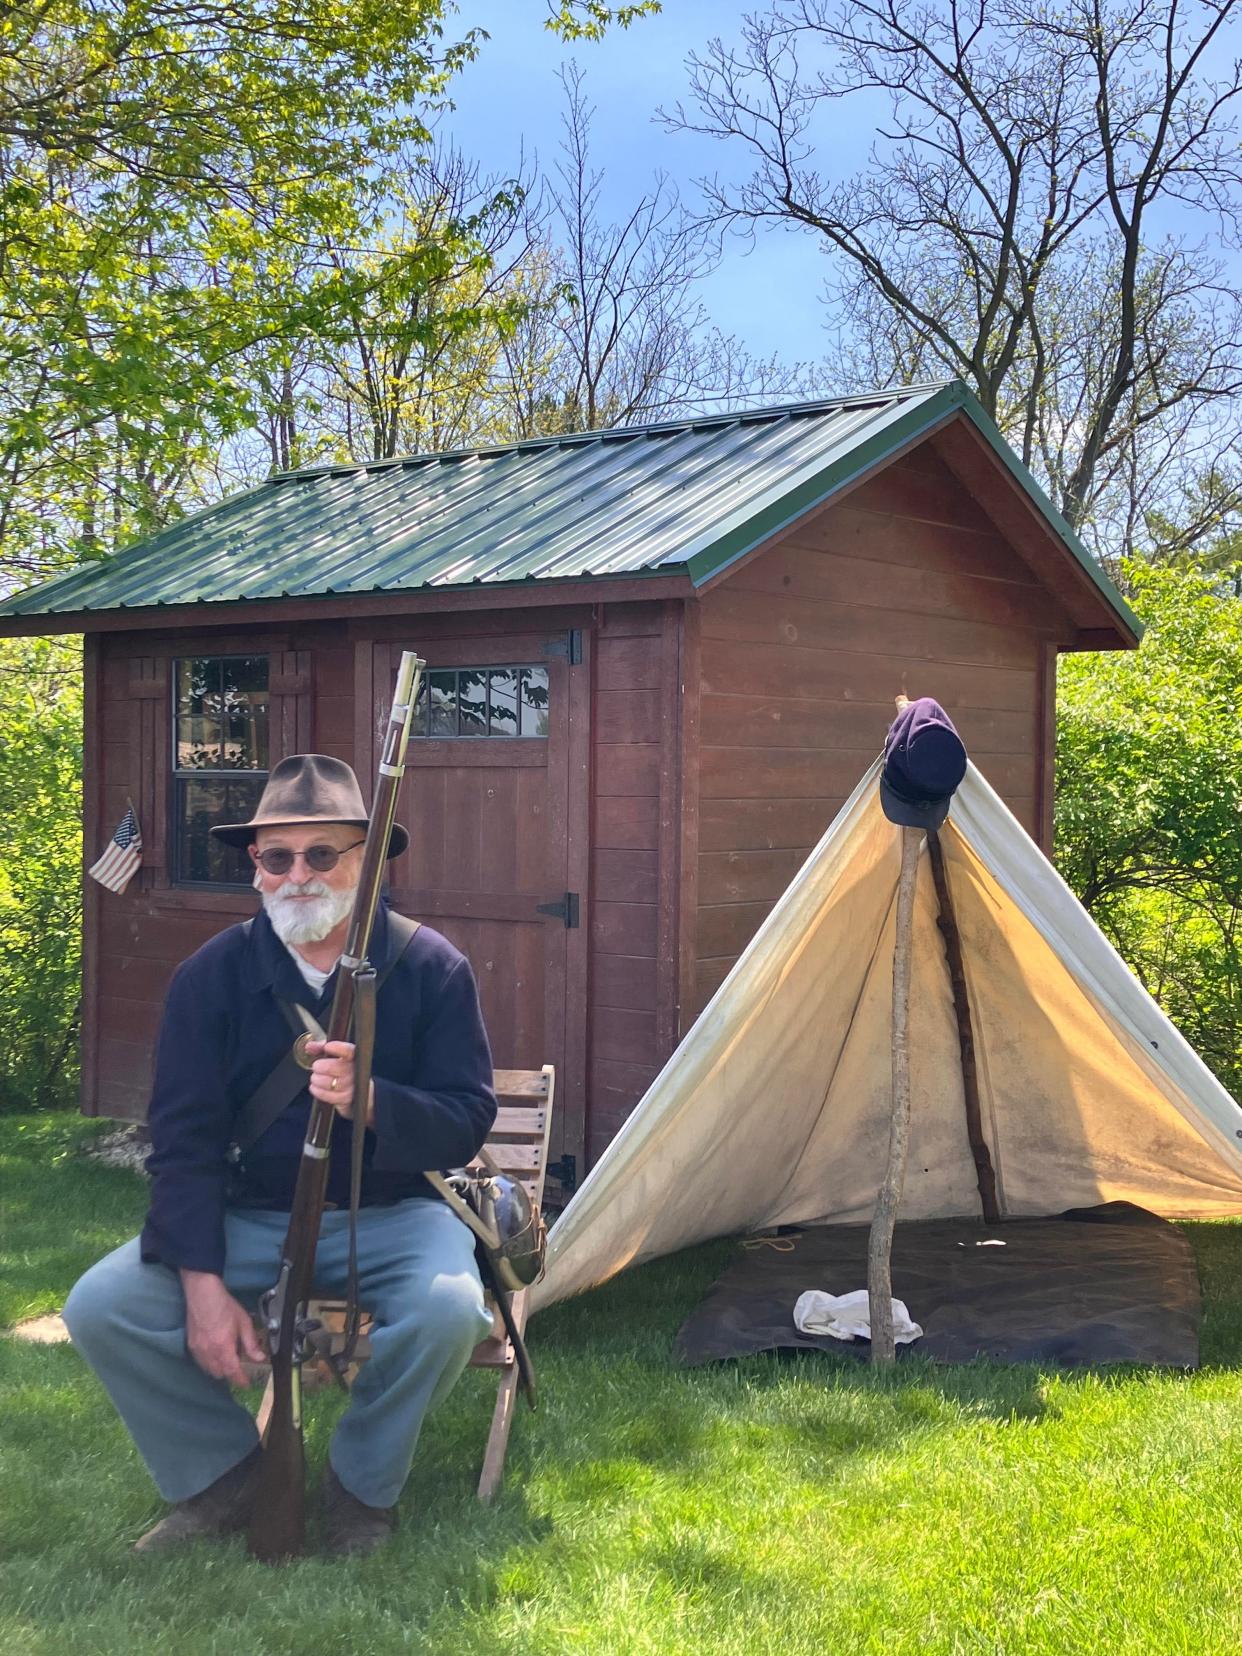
[868,824,922,1364]
[927,829,1000,1222]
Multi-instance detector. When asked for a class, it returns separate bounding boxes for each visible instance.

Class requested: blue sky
[441,1,841,367]
[439,2,1240,388]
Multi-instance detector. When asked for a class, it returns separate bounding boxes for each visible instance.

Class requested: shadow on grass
[1179,1220,1242,1365]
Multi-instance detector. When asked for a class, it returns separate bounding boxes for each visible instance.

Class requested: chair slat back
[492,1069,552,1099]
[472,1064,555,1210]
[487,1105,546,1136]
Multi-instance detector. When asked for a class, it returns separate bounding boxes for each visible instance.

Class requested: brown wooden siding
[85,607,597,1135]
[587,603,673,1162]
[688,448,1076,1024]
[90,624,304,1116]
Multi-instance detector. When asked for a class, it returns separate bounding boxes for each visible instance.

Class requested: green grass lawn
[4,1110,1242,1656]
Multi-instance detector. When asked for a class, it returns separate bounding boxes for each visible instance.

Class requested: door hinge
[546,1154,577,1194]
[542,629,583,665]
[536,891,580,928]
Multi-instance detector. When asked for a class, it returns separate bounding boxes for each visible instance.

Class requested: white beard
[261,877,356,945]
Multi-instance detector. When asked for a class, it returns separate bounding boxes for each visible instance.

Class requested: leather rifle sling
[333,961,375,1379]
[477,1244,538,1410]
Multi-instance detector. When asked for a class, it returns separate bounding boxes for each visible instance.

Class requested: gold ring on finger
[331,1076,339,1091]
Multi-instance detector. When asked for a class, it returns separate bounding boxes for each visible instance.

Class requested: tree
[1056,563,1242,1094]
[489,66,809,439]
[670,0,1242,557]
[546,1,663,40]
[0,0,479,582]
[317,150,539,462]
[1141,472,1242,582]
[0,638,84,1110]
[217,66,815,468]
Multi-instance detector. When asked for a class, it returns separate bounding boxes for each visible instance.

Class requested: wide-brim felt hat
[880,698,967,831]
[210,753,409,857]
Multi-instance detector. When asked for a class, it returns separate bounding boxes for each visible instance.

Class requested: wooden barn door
[369,631,589,1186]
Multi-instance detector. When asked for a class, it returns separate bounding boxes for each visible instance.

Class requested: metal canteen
[474,1169,547,1292]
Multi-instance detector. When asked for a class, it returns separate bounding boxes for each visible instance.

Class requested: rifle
[247,650,424,1563]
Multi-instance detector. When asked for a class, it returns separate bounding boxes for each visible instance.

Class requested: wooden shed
[0,380,1140,1194]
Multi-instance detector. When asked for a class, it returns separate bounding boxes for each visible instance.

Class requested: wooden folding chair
[255,1063,556,1503]
[468,1063,555,1501]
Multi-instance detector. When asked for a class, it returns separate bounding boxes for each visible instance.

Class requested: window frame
[170,652,271,890]
[411,663,552,741]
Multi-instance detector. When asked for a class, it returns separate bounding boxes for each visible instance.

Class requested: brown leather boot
[132,1447,263,1555]
[320,1462,396,1558]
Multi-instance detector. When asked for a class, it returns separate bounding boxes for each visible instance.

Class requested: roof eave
[0,567,695,638]
[676,382,967,586]
[947,402,1143,648]
[676,381,1142,649]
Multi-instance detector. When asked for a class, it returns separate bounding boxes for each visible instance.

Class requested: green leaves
[1056,564,1242,1094]
[546,2,662,43]
[0,0,472,583]
[0,638,84,1111]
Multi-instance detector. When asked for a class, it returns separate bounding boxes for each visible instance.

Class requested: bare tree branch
[667,0,1242,555]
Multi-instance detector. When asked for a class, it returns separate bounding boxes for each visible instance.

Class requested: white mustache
[252,862,337,897]
[261,876,356,944]
[270,878,333,900]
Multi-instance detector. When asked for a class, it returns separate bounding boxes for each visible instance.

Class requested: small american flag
[89,805,143,893]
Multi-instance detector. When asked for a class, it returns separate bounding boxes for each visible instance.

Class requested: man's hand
[180,1270,265,1387]
[304,1038,376,1128]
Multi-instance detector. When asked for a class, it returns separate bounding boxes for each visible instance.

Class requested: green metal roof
[0,379,1141,640]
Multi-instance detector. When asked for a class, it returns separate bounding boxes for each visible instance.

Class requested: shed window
[413,666,549,738]
[173,655,270,884]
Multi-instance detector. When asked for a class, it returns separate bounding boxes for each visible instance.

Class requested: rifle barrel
[246,651,424,1562]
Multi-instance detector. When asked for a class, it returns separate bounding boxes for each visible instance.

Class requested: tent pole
[927,829,1000,1223]
[868,824,922,1364]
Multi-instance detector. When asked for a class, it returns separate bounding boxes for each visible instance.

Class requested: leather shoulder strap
[383,911,421,959]
[231,914,422,1158]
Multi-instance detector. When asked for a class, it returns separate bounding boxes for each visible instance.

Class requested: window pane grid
[411,665,549,739]
[175,655,269,774]
[173,655,270,885]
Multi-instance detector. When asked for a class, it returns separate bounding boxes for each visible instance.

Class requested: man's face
[250,822,365,945]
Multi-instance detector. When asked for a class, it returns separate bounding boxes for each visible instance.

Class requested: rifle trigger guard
[259,1262,321,1363]
[259,1261,292,1352]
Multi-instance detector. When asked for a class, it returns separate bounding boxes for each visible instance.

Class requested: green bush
[1056,563,1242,1097]
[0,637,83,1110]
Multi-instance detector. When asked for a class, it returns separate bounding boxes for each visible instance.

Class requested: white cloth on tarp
[793,1288,923,1344]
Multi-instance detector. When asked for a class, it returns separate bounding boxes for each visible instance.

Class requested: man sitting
[64,754,497,1556]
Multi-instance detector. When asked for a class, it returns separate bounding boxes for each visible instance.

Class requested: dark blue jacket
[140,903,496,1275]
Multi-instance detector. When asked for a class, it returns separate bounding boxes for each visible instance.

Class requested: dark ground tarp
[674,1204,1200,1368]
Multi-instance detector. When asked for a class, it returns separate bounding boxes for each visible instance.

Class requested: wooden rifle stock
[247,651,424,1563]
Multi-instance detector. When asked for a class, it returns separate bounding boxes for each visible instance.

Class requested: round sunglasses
[252,839,365,876]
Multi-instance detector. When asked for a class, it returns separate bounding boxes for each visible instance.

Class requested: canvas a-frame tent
[531,761,1242,1313]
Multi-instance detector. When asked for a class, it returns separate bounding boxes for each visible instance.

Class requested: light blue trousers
[62,1199,493,1508]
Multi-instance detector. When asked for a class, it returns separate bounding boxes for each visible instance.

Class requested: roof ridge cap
[270,381,958,482]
